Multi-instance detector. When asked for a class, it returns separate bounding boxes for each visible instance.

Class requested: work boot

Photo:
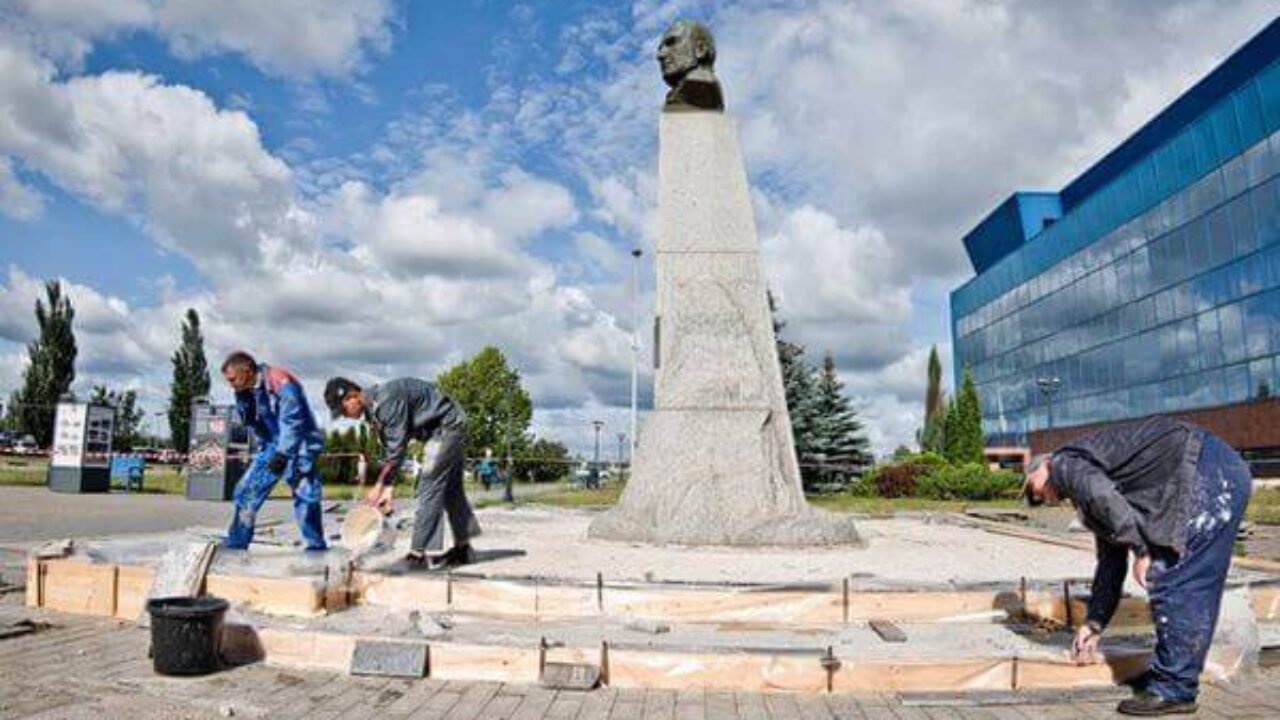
[1117,691,1197,716]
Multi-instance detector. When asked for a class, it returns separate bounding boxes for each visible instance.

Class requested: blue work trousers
[1144,435,1251,703]
[225,448,327,551]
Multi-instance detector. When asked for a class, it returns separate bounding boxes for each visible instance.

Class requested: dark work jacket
[1048,415,1205,628]
[365,378,466,483]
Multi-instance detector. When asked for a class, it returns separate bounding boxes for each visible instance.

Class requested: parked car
[13,435,39,455]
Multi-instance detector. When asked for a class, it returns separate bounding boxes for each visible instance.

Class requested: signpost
[47,401,114,493]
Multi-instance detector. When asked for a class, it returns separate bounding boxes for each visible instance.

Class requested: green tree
[808,352,870,490]
[89,385,145,451]
[10,280,77,447]
[321,428,360,486]
[769,292,821,478]
[918,345,947,453]
[516,437,571,484]
[436,346,533,460]
[166,309,210,453]
[946,367,985,465]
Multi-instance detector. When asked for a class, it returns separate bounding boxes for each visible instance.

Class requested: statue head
[656,20,723,111]
[658,20,716,85]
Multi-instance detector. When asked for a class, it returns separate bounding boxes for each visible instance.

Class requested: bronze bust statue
[657,20,724,112]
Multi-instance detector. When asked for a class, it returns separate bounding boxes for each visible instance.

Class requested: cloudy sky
[0,0,1275,456]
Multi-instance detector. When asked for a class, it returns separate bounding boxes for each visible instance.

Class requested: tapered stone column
[588,112,861,546]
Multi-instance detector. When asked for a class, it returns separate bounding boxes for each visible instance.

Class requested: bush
[917,463,1021,501]
[860,453,949,498]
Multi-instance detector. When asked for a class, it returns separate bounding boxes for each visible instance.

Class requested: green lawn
[1248,487,1280,524]
[809,494,1023,514]
[525,482,624,508]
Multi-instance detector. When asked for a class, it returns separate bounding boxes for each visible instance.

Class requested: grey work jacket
[1048,415,1205,628]
[365,378,466,482]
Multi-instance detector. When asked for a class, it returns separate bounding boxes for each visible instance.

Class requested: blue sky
[0,1,1276,454]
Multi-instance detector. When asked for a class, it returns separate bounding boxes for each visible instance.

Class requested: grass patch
[526,482,624,508]
[1247,487,1280,525]
[809,494,1023,514]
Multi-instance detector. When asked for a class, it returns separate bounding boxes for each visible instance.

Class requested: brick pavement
[1,608,1278,720]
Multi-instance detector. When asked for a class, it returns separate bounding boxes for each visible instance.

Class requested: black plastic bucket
[146,596,229,676]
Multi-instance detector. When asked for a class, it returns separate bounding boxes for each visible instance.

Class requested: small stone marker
[539,661,600,691]
[350,640,428,678]
[869,619,907,643]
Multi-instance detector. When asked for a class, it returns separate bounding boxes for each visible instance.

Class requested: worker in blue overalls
[221,351,327,551]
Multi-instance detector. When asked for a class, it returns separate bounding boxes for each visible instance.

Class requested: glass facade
[950,47,1280,440]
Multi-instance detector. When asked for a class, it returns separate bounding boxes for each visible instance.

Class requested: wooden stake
[1063,582,1074,628]
[600,641,610,686]
[596,572,604,612]
[842,578,850,625]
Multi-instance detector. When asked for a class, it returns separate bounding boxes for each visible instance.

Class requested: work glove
[266,452,289,476]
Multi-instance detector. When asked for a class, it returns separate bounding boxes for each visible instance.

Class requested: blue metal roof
[1060,17,1280,211]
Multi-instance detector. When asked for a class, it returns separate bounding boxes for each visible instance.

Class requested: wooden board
[1251,585,1280,621]
[255,627,356,671]
[1014,654,1151,689]
[607,587,841,626]
[607,647,826,693]
[41,561,116,617]
[206,574,325,617]
[114,565,155,620]
[353,573,448,611]
[428,642,542,683]
[24,557,40,609]
[832,659,1010,694]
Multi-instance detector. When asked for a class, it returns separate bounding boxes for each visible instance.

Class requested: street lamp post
[1036,377,1062,431]
[629,248,642,464]
[591,420,604,467]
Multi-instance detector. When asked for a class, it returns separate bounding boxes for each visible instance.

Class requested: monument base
[589,410,862,546]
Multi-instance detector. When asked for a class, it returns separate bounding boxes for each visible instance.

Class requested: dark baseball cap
[324,377,362,419]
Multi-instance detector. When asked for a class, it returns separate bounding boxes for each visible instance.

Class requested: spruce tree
[919,345,946,454]
[10,280,77,447]
[954,367,986,465]
[810,352,870,488]
[167,309,210,453]
[768,292,821,481]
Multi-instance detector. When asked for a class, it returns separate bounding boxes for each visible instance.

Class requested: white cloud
[0,41,297,272]
[7,0,397,78]
[0,157,45,220]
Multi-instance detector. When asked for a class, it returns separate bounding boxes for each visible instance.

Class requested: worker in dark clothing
[324,377,480,570]
[1023,416,1251,716]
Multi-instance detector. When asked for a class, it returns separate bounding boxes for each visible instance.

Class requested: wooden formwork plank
[1013,654,1150,689]
[846,591,1019,623]
[532,584,600,619]
[205,574,324,617]
[607,587,842,626]
[41,560,116,616]
[450,578,538,617]
[428,642,541,683]
[24,557,40,608]
[1251,585,1280,621]
[831,659,1011,694]
[606,648,826,693]
[114,565,155,620]
[256,627,356,671]
[353,573,449,612]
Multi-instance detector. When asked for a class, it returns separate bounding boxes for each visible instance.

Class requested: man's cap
[324,377,362,419]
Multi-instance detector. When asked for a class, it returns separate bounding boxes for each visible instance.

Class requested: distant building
[950,19,1280,471]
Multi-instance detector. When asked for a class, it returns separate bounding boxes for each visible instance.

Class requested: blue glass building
[950,19,1280,455]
